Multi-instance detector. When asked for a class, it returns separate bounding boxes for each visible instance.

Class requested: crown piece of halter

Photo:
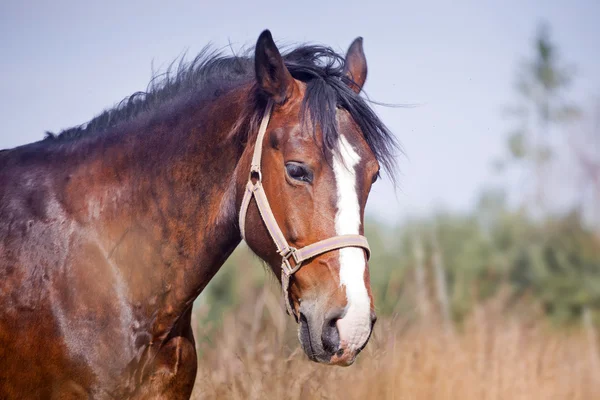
[238,101,371,319]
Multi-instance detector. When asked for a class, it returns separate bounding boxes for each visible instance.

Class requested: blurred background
[2,1,599,398]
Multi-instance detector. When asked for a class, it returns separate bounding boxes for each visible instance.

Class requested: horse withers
[0,30,398,398]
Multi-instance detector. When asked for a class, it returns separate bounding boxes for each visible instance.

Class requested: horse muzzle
[297,304,376,366]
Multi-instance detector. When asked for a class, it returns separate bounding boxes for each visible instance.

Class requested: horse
[0,30,398,399]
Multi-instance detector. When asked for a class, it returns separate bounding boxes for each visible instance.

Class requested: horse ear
[255,30,294,104]
[343,37,368,94]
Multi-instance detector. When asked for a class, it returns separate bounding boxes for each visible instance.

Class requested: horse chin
[326,348,358,366]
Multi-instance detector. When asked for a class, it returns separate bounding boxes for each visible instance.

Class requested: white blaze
[333,135,371,352]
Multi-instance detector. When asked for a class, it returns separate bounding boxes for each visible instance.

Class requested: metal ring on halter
[280,247,301,276]
[249,169,262,183]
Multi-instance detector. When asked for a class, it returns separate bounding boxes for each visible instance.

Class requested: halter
[239,101,371,318]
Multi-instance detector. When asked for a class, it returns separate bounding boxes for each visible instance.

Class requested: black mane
[45,44,399,180]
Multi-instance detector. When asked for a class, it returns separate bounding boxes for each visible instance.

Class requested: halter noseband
[239,101,371,318]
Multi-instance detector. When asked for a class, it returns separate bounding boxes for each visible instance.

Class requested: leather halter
[239,101,371,318]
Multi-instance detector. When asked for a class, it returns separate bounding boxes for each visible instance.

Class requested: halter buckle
[281,247,301,276]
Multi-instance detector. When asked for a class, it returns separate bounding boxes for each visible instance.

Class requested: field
[190,285,600,400]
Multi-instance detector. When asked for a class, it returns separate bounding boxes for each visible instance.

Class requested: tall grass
[191,285,600,400]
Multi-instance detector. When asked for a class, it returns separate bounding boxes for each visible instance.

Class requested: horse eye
[372,171,380,184]
[285,162,313,183]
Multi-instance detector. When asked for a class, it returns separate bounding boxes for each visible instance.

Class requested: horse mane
[44,43,399,180]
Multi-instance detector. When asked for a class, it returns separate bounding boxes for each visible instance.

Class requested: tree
[499,23,579,211]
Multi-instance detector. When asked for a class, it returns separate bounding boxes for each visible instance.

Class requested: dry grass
[191,287,600,400]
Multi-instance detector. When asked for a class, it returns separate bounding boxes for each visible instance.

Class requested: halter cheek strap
[239,101,371,318]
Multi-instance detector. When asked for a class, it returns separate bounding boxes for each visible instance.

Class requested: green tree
[500,23,579,210]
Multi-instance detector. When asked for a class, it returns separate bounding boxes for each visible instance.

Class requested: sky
[1,1,599,222]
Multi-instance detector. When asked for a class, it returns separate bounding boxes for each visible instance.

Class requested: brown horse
[0,30,398,399]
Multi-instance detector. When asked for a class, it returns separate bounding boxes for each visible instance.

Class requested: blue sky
[1,1,598,221]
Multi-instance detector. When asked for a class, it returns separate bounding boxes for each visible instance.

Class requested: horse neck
[72,88,251,336]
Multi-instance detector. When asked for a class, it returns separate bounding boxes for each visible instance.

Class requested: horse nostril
[321,317,340,354]
[321,309,344,354]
